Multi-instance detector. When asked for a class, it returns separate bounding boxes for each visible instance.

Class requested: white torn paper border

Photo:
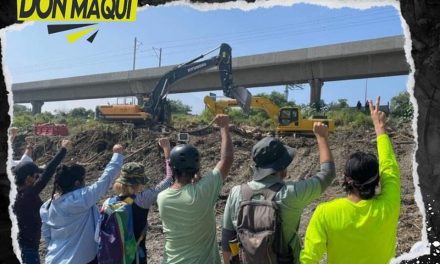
[391,3,431,262]
[2,20,35,264]
[3,0,429,262]
[2,28,19,264]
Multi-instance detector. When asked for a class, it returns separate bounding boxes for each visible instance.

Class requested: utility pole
[364,79,368,104]
[159,48,162,67]
[131,37,138,104]
[133,37,137,71]
[153,47,162,67]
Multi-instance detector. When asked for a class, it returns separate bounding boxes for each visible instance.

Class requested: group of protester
[11,96,400,264]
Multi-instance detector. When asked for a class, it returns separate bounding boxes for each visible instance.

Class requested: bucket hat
[251,137,296,181]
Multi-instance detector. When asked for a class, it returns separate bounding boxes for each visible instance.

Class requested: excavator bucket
[229,86,252,114]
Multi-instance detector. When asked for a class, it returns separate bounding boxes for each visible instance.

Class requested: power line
[11,10,400,78]
[13,11,398,73]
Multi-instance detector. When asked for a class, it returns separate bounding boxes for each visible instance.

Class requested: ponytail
[46,164,86,209]
[343,152,379,200]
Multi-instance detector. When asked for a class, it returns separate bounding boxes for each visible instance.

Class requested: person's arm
[369,97,400,203]
[313,122,336,192]
[284,123,335,207]
[23,144,33,159]
[9,127,18,143]
[221,188,238,264]
[221,228,236,264]
[32,140,71,193]
[158,137,173,180]
[288,122,335,207]
[69,145,124,212]
[136,138,173,209]
[214,114,233,180]
[11,144,33,167]
[300,205,327,264]
[196,115,233,205]
[135,174,173,209]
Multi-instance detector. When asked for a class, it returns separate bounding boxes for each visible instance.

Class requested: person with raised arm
[301,96,401,264]
[40,144,124,264]
[157,114,233,264]
[222,122,335,264]
[97,138,174,264]
[13,139,71,264]
[9,127,33,167]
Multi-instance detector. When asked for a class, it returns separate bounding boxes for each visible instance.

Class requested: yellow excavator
[204,96,335,134]
[95,43,251,127]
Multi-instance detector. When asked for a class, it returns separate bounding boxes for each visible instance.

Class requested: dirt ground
[12,123,422,263]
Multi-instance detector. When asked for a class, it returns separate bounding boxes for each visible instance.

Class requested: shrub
[328,108,371,128]
[390,91,413,123]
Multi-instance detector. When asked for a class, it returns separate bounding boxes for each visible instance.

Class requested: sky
[4,2,408,114]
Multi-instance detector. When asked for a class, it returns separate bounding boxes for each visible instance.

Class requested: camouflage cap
[116,162,148,186]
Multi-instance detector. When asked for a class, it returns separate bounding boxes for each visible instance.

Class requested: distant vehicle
[33,123,69,136]
[95,43,251,127]
[204,96,335,134]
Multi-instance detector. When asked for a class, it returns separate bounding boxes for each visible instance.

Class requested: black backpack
[236,182,293,264]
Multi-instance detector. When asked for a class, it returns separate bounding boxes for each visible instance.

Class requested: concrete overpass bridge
[12,35,409,114]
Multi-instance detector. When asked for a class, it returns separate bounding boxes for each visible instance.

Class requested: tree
[169,100,191,114]
[13,104,31,114]
[336,99,349,108]
[255,91,296,107]
[12,114,33,128]
[34,112,54,123]
[328,99,349,110]
[390,91,413,122]
[69,107,94,119]
[310,99,327,113]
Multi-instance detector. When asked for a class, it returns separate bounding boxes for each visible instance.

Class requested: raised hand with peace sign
[369,96,386,136]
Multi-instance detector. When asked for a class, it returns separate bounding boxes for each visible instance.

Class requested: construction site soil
[12,123,422,263]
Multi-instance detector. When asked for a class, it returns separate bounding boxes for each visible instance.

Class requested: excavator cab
[278,108,299,126]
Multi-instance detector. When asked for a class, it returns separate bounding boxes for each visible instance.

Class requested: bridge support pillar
[31,101,44,115]
[309,78,323,105]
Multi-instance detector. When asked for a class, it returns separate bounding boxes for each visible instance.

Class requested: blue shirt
[40,153,124,264]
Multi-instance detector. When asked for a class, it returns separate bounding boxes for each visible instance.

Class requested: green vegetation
[169,99,191,115]
[11,91,414,133]
[325,98,371,128]
[327,108,372,128]
[12,106,95,130]
[390,91,413,124]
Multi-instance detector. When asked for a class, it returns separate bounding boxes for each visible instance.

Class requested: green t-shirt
[300,134,401,264]
[157,169,223,264]
[223,173,323,263]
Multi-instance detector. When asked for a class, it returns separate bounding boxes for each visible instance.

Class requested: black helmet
[170,144,200,174]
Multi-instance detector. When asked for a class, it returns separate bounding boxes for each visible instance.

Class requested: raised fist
[313,122,329,139]
[61,139,72,150]
[113,144,124,154]
[214,114,230,128]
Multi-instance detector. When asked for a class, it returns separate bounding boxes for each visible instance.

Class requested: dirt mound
[14,123,421,263]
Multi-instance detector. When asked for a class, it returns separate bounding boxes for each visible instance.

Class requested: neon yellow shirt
[157,169,223,264]
[300,134,400,264]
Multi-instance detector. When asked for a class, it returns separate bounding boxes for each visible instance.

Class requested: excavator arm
[204,96,280,124]
[96,43,251,126]
[145,43,250,123]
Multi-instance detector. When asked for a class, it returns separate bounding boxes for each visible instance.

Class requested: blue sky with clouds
[4,3,407,114]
